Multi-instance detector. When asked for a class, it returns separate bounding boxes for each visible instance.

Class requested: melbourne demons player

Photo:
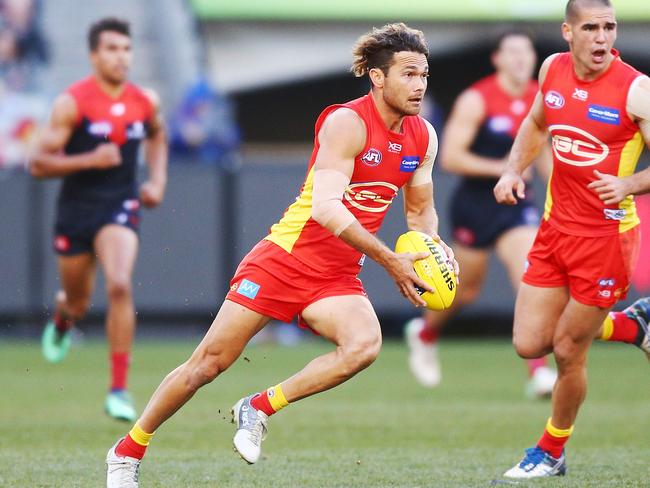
[30,18,167,422]
[405,29,557,397]
[494,0,650,478]
[106,23,456,486]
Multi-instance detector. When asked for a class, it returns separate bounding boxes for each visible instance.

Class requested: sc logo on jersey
[344,182,398,213]
[549,124,609,166]
[361,148,382,167]
[545,91,565,109]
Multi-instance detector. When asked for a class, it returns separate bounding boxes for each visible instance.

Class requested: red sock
[116,433,147,459]
[526,357,548,377]
[53,311,74,334]
[250,392,275,416]
[111,352,130,391]
[607,312,640,344]
[537,425,571,458]
[419,325,439,344]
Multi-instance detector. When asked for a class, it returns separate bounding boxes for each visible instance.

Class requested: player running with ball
[495,0,650,478]
[106,23,457,487]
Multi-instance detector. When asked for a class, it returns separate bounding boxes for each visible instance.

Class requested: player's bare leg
[135,301,270,432]
[550,300,610,427]
[496,226,557,397]
[406,244,488,387]
[512,284,568,359]
[107,299,270,477]
[231,294,382,463]
[281,295,381,399]
[505,285,599,479]
[42,253,96,363]
[95,225,139,421]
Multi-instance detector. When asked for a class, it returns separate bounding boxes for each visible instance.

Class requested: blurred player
[494,0,650,478]
[405,29,557,397]
[30,18,167,422]
[106,23,457,487]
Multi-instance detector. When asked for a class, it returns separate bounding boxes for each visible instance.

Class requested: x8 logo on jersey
[549,124,609,166]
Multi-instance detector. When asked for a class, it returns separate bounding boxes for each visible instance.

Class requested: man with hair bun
[106,22,457,487]
[495,0,650,478]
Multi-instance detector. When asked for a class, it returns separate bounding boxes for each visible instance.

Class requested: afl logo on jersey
[361,148,382,167]
[545,91,565,109]
[549,124,609,166]
[344,181,398,213]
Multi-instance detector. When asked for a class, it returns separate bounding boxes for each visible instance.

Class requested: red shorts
[226,239,367,324]
[522,221,640,308]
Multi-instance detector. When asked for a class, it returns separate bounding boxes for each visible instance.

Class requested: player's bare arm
[441,89,508,178]
[404,120,458,276]
[311,108,432,307]
[588,76,650,204]
[140,88,168,208]
[494,55,557,205]
[29,93,121,178]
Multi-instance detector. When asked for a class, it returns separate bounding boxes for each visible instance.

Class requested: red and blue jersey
[462,74,538,195]
[60,76,154,204]
[265,93,430,277]
[542,50,644,236]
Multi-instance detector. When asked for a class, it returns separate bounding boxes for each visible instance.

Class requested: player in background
[405,29,557,397]
[494,0,650,478]
[105,23,458,487]
[30,18,167,422]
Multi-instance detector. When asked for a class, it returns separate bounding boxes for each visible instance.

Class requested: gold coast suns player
[106,23,457,486]
[494,0,650,478]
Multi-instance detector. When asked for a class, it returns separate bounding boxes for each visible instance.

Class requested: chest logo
[110,103,126,116]
[488,116,514,133]
[127,121,146,140]
[344,182,398,213]
[360,148,382,167]
[510,99,527,115]
[88,121,112,137]
[549,124,609,167]
[545,91,565,109]
[400,156,420,173]
[388,141,402,153]
[572,88,589,101]
[587,105,620,126]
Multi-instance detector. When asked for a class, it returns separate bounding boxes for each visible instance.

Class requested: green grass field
[1,337,648,487]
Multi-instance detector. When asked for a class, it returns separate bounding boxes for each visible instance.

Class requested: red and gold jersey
[265,93,430,277]
[542,50,645,236]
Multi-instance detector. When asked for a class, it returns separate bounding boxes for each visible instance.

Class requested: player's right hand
[494,168,525,205]
[384,251,433,308]
[92,143,122,169]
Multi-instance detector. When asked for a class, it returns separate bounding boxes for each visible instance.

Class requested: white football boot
[106,438,140,487]
[405,317,441,388]
[526,366,557,399]
[232,395,268,464]
[504,447,566,479]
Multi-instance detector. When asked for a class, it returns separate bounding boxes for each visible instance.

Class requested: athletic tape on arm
[311,169,357,236]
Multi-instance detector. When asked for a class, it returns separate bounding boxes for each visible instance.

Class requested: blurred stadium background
[2,0,649,340]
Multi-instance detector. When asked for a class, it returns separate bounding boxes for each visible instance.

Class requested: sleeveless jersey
[265,93,430,278]
[541,50,644,236]
[60,76,154,204]
[463,74,538,194]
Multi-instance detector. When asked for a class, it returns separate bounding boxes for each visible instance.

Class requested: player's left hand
[587,170,632,205]
[431,234,460,284]
[140,180,165,208]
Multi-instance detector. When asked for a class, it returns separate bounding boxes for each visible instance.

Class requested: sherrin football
[394,231,456,310]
